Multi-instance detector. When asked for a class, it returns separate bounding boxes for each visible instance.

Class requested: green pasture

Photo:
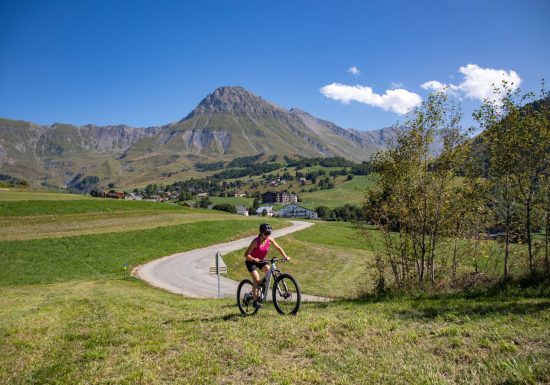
[299,175,375,209]
[207,196,254,207]
[0,189,89,201]
[0,198,187,216]
[1,191,549,384]
[0,219,276,285]
[1,280,548,385]
[224,222,373,298]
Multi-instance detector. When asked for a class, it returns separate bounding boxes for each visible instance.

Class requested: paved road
[135,220,329,301]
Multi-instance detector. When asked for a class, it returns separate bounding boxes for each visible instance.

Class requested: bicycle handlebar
[266,257,288,263]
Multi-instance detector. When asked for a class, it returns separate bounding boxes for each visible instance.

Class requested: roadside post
[209,252,227,298]
[123,263,128,278]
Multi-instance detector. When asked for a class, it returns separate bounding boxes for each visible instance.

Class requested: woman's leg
[250,270,260,300]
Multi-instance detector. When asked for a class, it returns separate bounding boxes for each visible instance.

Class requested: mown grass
[0,210,244,241]
[0,219,285,285]
[0,189,89,201]
[0,199,185,216]
[0,279,548,385]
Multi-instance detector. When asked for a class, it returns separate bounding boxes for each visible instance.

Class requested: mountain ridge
[0,86,397,188]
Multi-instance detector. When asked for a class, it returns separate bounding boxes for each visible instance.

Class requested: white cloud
[347,66,360,76]
[420,80,460,95]
[422,64,522,103]
[421,80,447,92]
[320,83,422,115]
[457,64,521,102]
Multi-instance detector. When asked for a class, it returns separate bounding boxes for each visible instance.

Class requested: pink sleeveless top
[250,237,271,260]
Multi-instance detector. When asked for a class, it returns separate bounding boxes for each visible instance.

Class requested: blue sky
[1,0,549,131]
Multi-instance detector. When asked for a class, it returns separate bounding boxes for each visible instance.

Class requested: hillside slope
[0,87,393,188]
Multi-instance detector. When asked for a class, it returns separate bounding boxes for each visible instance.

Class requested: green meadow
[224,221,372,298]
[1,191,549,384]
[0,188,89,201]
[299,175,375,209]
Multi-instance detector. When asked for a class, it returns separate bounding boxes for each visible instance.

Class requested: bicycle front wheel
[272,273,301,315]
[237,279,258,316]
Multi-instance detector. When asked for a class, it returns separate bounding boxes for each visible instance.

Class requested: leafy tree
[542,173,550,278]
[364,91,474,288]
[252,197,260,211]
[197,196,211,208]
[212,203,237,214]
[351,162,373,175]
[316,206,332,219]
[475,82,550,275]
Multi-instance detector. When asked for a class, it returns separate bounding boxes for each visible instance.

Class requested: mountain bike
[237,257,301,316]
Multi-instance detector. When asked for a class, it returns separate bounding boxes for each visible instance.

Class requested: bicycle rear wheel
[237,279,258,316]
[272,273,301,315]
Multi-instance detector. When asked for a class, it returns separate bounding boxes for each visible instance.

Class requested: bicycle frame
[257,258,289,301]
[258,264,276,301]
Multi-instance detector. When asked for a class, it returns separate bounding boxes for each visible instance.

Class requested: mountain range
[0,86,399,188]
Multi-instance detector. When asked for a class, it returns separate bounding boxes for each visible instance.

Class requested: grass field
[0,198,186,216]
[224,221,373,298]
[1,191,549,384]
[1,279,548,384]
[207,196,254,207]
[299,175,375,209]
[0,189,89,201]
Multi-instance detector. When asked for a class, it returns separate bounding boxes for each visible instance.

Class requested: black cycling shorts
[246,260,269,272]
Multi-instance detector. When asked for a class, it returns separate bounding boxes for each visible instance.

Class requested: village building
[255,206,275,217]
[125,193,143,200]
[261,191,298,204]
[236,206,249,216]
[276,204,318,219]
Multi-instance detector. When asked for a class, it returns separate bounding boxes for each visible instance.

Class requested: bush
[212,203,237,214]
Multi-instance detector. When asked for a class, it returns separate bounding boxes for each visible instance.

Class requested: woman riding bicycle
[244,223,290,309]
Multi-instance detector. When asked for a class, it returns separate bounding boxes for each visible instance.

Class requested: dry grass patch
[0,211,245,241]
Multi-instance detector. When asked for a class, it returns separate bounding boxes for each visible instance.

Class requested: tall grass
[0,279,548,385]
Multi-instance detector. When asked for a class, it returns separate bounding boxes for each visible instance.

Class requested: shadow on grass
[177,312,244,324]
[395,300,550,321]
[297,288,550,322]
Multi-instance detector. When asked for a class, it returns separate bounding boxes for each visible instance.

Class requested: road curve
[135,220,329,301]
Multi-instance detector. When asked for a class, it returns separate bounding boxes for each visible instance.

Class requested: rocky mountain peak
[183,86,282,120]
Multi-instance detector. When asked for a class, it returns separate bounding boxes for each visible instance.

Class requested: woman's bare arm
[269,238,290,260]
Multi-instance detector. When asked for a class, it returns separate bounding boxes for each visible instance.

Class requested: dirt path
[134,220,330,302]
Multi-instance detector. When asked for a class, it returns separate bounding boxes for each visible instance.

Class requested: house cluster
[232,191,317,219]
[262,177,287,187]
[253,204,318,219]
